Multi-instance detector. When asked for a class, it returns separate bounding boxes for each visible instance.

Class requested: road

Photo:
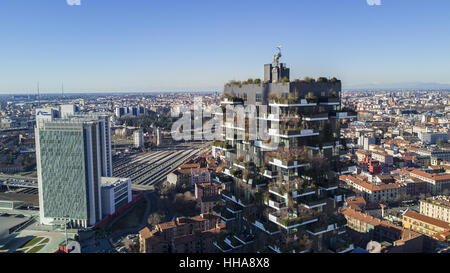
[107,191,158,248]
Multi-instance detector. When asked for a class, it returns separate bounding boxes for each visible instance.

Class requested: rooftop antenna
[276,45,282,54]
[62,82,64,100]
[37,82,40,107]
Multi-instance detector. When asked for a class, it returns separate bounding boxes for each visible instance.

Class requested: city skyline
[1,0,450,93]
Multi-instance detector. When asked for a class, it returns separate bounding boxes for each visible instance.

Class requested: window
[256,94,262,102]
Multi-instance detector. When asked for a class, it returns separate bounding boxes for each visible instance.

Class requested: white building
[100,177,132,217]
[134,130,144,148]
[35,108,113,228]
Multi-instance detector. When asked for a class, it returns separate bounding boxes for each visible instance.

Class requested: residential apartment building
[139,213,226,253]
[402,209,450,239]
[419,196,450,223]
[195,182,224,214]
[409,169,450,195]
[341,207,424,253]
[211,53,356,253]
[340,174,405,203]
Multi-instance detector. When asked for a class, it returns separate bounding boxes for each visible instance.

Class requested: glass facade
[38,127,89,221]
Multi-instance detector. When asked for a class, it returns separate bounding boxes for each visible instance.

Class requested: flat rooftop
[100,177,130,188]
[0,215,31,237]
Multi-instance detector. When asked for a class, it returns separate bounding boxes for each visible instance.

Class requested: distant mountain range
[344,82,450,91]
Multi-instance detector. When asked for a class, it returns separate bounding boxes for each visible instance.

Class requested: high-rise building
[115,106,146,118]
[35,110,113,228]
[211,53,357,253]
[134,129,144,148]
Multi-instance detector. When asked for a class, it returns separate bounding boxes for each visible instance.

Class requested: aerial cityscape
[0,0,449,266]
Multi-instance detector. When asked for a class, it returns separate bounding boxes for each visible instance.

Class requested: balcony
[213,206,236,221]
[262,169,279,179]
[268,187,288,199]
[267,245,281,253]
[317,180,340,191]
[234,234,255,246]
[330,111,357,119]
[268,212,318,230]
[332,164,357,175]
[319,97,340,106]
[233,162,245,169]
[254,140,278,151]
[302,113,329,121]
[211,140,234,151]
[253,220,280,235]
[299,196,329,209]
[224,235,244,249]
[214,240,233,253]
[257,113,282,121]
[269,99,317,107]
[307,140,339,150]
[292,188,316,198]
[265,199,288,211]
[247,175,268,187]
[269,128,319,138]
[329,241,355,253]
[220,97,244,105]
[221,190,252,208]
[211,173,233,184]
[269,158,309,169]
[306,223,337,236]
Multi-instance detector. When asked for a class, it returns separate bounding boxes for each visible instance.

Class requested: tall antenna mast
[37,82,40,107]
[62,82,64,100]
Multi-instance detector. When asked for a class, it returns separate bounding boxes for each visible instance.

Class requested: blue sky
[1,0,450,93]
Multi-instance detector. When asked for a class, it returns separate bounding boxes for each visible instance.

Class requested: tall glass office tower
[35,112,113,228]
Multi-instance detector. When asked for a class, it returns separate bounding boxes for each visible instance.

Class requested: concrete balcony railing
[220,97,243,105]
[269,158,309,169]
[257,113,281,121]
[332,165,357,175]
[268,187,288,199]
[269,99,317,107]
[252,220,281,235]
[302,113,329,121]
[266,199,287,211]
[269,128,319,138]
[299,196,329,209]
[254,140,278,151]
[262,169,279,179]
[319,97,340,106]
[306,223,338,236]
[268,212,318,230]
[330,111,357,119]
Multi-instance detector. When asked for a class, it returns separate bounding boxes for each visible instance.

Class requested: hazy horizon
[1,0,450,93]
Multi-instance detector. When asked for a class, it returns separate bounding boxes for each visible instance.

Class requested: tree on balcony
[266,146,309,164]
[320,123,334,143]
[304,155,331,184]
[317,77,328,83]
[303,77,315,83]
[305,92,318,103]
